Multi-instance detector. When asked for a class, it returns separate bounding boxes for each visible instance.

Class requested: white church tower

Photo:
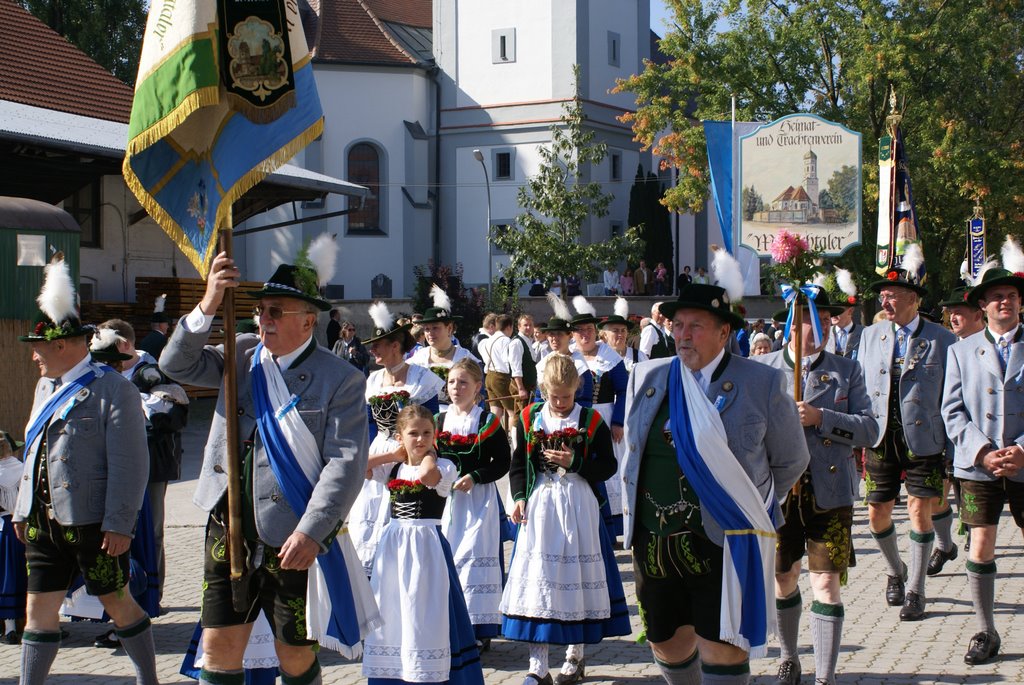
[803,148,819,218]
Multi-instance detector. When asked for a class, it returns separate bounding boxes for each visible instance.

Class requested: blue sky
[650,1,674,35]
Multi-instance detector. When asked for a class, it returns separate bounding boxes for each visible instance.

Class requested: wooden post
[791,300,803,497]
[219,231,245,584]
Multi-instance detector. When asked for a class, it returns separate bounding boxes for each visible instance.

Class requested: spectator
[566,275,582,297]
[676,265,693,294]
[603,265,621,296]
[693,266,709,284]
[634,259,652,295]
[332,320,370,374]
[750,332,773,356]
[619,268,634,295]
[528,278,546,297]
[653,262,668,296]
[326,308,342,349]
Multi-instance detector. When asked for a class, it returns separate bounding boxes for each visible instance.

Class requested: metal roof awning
[0,100,368,221]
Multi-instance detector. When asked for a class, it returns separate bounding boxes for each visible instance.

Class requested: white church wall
[584,0,645,111]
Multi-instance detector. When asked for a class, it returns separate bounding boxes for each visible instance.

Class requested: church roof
[773,185,812,203]
[0,0,133,123]
[313,0,433,66]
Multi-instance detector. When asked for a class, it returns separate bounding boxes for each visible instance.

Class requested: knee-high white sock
[529,643,549,677]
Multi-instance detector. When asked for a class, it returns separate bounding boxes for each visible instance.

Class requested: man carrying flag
[621,283,809,685]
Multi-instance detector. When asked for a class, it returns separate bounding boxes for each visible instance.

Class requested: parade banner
[967,214,987,282]
[737,114,862,257]
[875,116,923,278]
[123,0,324,277]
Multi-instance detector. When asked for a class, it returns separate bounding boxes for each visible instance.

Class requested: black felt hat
[19,256,90,342]
[538,318,574,333]
[868,267,929,297]
[967,268,1024,307]
[659,284,746,331]
[247,264,332,312]
[939,286,977,309]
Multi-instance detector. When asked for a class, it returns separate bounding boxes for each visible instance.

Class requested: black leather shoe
[886,563,908,606]
[964,630,1000,665]
[554,657,585,685]
[1,630,20,645]
[900,591,926,621]
[522,674,553,685]
[774,658,801,685]
[93,630,121,649]
[927,543,958,576]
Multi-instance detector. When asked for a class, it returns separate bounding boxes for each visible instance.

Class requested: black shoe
[927,543,958,576]
[964,630,1000,665]
[554,658,585,685]
[522,674,553,685]
[475,638,491,653]
[900,591,926,621]
[93,630,121,649]
[886,563,908,606]
[774,658,801,685]
[1,630,20,645]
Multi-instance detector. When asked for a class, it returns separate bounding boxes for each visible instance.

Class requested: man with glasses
[942,255,1024,664]
[161,249,369,685]
[857,266,956,622]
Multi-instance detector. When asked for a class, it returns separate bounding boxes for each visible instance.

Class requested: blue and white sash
[251,343,380,657]
[667,357,777,657]
[24,371,98,460]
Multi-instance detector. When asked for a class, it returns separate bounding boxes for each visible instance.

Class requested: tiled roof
[313,0,431,66]
[0,0,133,123]
[773,185,812,203]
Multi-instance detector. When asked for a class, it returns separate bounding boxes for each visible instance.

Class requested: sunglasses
[253,305,307,320]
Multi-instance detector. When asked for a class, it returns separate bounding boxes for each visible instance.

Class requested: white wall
[586,0,642,111]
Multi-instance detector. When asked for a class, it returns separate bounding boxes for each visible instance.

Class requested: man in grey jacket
[622,284,809,685]
[857,268,956,622]
[754,288,879,685]
[161,251,368,685]
[14,259,155,685]
[942,264,1024,665]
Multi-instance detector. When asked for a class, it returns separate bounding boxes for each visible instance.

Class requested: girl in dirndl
[362,405,484,685]
[437,359,511,648]
[501,355,631,685]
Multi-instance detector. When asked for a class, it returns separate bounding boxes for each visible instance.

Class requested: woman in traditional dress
[0,431,26,645]
[599,297,648,372]
[437,359,511,649]
[534,293,593,407]
[363,405,484,685]
[501,356,630,685]
[349,302,445,575]
[407,285,481,411]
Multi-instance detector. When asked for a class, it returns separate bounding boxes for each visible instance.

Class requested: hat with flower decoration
[938,286,976,309]
[868,243,928,297]
[247,234,339,312]
[966,237,1024,307]
[19,252,91,342]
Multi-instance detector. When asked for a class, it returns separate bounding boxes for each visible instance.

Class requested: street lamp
[472,149,493,292]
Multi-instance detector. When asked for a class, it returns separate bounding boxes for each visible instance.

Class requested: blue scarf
[25,371,98,455]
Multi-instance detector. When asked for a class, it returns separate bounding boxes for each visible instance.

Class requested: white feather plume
[37,256,77,325]
[836,268,858,298]
[546,292,571,321]
[90,327,125,352]
[614,296,629,320]
[572,295,596,317]
[429,284,452,311]
[812,272,827,287]
[901,242,925,279]
[154,293,167,314]
[307,234,339,287]
[368,301,395,332]
[971,257,1000,286]
[959,260,970,283]
[1001,236,1024,274]
[710,244,744,301]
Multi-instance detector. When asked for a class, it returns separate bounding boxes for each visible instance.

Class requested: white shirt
[508,334,529,378]
[692,347,726,394]
[57,353,96,387]
[988,324,1020,351]
[182,305,311,370]
[603,269,620,291]
[486,334,511,373]
[639,322,669,357]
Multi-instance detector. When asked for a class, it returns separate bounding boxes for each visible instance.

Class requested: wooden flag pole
[791,302,803,497]
[219,230,245,584]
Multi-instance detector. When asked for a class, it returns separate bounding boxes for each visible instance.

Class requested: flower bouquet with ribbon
[530,427,583,477]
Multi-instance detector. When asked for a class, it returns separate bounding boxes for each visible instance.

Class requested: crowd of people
[1,234,1022,685]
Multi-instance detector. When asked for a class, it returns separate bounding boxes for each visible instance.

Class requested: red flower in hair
[847,295,856,304]
[1014,271,1024,278]
[886,271,899,281]
[34,322,46,335]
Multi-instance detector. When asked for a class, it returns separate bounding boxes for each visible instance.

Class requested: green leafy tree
[21,0,147,85]
[617,0,1024,300]
[742,185,764,220]
[827,164,859,223]
[493,66,644,296]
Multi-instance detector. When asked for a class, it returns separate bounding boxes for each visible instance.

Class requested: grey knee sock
[116,616,159,685]
[19,630,61,685]
[776,589,802,662]
[871,523,905,578]
[655,651,700,685]
[810,601,844,685]
[199,667,245,685]
[967,560,997,634]
[908,529,934,596]
[932,507,954,552]
[281,659,322,685]
[700,663,750,684]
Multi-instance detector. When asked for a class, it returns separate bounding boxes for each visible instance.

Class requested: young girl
[363,405,484,685]
[501,356,631,685]
[437,360,511,647]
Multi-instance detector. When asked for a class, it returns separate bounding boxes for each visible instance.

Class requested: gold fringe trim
[126,86,222,157]
[723,529,778,539]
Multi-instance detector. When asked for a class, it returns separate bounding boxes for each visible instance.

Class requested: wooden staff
[219,231,245,589]
[791,301,804,497]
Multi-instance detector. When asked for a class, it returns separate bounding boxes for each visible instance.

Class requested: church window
[493,149,514,180]
[492,28,516,63]
[610,151,622,182]
[608,31,621,67]
[347,142,385,235]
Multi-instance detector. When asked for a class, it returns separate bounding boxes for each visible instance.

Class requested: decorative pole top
[972,200,984,219]
[886,84,902,132]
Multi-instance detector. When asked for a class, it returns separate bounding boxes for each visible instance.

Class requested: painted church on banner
[237,0,713,299]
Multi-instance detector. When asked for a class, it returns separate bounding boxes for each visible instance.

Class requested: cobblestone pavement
[3,403,1024,684]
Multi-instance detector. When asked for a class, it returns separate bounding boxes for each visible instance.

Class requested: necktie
[998,337,1010,372]
[692,369,704,391]
[896,328,907,368]
[838,329,847,355]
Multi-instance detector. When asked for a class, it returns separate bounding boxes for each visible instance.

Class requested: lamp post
[472,149,493,292]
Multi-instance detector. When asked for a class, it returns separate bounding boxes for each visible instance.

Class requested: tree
[616,0,1024,300]
[742,185,764,220]
[21,0,147,85]
[628,165,673,274]
[493,66,644,296]
[827,165,859,223]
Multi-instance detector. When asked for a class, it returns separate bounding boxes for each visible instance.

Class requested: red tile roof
[0,0,133,123]
[773,185,812,203]
[314,0,428,65]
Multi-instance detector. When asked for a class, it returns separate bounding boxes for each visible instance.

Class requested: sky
[650,1,674,35]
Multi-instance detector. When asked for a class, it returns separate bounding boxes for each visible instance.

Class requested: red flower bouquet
[387,478,425,501]
[436,431,478,451]
[369,390,411,408]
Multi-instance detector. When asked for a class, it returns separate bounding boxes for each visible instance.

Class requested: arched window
[347,143,383,234]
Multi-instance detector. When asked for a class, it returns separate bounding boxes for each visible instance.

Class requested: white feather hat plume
[971,256,1000,286]
[959,260,970,283]
[307,233,339,288]
[89,327,125,352]
[614,296,629,319]
[812,272,827,287]
[1001,236,1024,274]
[368,301,395,332]
[901,242,925,280]
[546,292,571,321]
[710,244,744,301]
[153,293,167,314]
[572,295,596,318]
[836,268,858,298]
[37,253,77,326]
[429,284,452,312]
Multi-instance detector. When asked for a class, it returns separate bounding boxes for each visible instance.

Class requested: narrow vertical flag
[967,213,987,282]
[875,121,923,280]
[123,0,324,277]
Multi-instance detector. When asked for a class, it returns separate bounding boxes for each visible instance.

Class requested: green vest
[637,399,704,536]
